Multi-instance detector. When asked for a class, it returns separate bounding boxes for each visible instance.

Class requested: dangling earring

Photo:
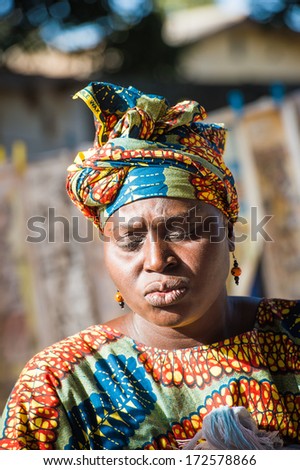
[231,254,242,285]
[115,290,125,309]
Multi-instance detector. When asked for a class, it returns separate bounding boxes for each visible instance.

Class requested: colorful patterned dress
[0,298,299,450]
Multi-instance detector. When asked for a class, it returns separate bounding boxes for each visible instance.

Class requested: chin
[147,307,192,328]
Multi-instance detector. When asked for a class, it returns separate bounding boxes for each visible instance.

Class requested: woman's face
[103,197,234,329]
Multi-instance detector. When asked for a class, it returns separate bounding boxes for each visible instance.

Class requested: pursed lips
[144,278,189,295]
[144,278,189,307]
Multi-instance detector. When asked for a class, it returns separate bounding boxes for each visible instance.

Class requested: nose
[143,235,178,273]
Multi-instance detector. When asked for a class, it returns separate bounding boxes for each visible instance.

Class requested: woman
[0,82,299,450]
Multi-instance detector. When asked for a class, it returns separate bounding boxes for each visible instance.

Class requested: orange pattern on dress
[0,326,122,450]
[136,299,298,388]
[136,330,297,388]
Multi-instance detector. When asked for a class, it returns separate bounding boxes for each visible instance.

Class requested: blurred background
[1,0,300,410]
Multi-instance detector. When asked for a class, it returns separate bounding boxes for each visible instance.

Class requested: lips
[144,279,189,307]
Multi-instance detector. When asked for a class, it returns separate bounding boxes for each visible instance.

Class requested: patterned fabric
[66,82,239,231]
[0,298,299,450]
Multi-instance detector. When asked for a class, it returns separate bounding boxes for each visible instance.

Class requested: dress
[0,298,299,450]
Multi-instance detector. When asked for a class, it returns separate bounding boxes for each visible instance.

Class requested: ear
[227,220,235,252]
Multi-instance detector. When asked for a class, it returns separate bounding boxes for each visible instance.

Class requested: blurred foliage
[1,0,300,77]
[1,1,300,53]
[0,0,178,77]
[0,0,150,51]
[249,0,300,31]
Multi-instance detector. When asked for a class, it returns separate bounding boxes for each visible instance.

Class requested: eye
[165,231,186,242]
[165,224,203,242]
[116,233,145,251]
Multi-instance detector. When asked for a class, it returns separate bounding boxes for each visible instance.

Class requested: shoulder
[255,297,299,320]
[230,295,300,317]
[0,324,125,423]
[0,324,128,450]
[229,296,300,337]
[255,297,300,339]
[18,323,124,385]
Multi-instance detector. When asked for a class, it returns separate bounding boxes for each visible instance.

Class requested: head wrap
[66,82,239,231]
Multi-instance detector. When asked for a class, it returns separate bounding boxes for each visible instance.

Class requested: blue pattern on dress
[65,354,157,449]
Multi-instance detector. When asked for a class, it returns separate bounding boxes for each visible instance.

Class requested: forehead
[104,197,223,231]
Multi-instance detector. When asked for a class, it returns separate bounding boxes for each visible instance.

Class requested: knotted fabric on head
[66,82,239,231]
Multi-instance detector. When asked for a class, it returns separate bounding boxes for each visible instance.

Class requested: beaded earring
[231,254,242,285]
[115,290,125,309]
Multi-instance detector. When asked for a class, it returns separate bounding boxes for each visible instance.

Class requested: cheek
[103,244,121,285]
[189,240,230,281]
[103,244,138,289]
[209,242,230,281]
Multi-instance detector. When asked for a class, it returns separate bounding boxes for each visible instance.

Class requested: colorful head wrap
[66,82,239,231]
